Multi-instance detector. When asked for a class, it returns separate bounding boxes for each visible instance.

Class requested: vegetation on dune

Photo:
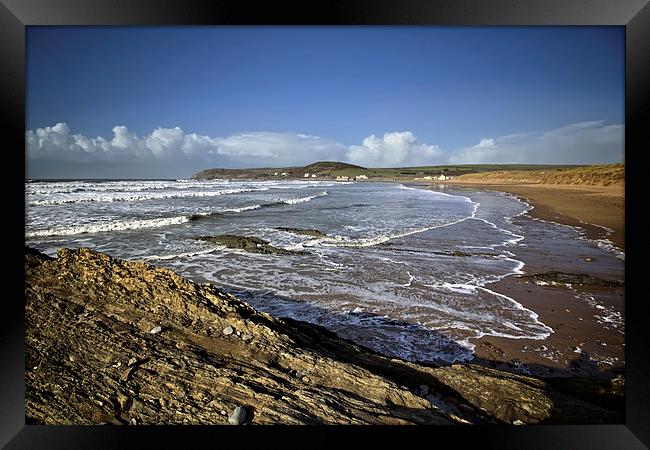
[452,164,624,186]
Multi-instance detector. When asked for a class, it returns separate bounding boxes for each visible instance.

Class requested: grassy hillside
[452,163,624,186]
[192,161,618,183]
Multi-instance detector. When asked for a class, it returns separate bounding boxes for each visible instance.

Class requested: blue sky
[26,26,624,178]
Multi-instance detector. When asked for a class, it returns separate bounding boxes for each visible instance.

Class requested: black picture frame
[4,0,649,448]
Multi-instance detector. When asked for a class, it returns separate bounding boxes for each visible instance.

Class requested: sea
[25,179,625,364]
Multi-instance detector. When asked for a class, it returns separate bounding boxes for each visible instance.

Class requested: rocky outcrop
[378,243,498,258]
[25,247,622,425]
[519,272,623,288]
[275,227,328,238]
[197,235,305,255]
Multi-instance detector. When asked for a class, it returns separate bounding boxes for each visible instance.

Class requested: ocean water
[25,179,623,364]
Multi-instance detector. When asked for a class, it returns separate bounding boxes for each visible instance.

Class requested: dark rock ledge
[275,227,328,238]
[197,235,306,255]
[519,271,624,288]
[25,246,622,425]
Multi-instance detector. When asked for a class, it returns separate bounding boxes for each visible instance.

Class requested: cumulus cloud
[448,121,623,165]
[346,131,443,167]
[26,123,347,177]
[212,132,347,166]
[26,120,623,178]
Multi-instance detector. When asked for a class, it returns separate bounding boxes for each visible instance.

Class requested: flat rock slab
[275,227,328,238]
[197,235,305,255]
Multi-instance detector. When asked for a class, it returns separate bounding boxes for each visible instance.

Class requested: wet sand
[412,182,625,379]
[471,273,624,379]
[448,183,624,250]
[461,184,624,378]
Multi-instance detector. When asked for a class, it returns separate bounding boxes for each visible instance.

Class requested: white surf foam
[282,191,328,204]
[222,204,263,213]
[29,187,270,206]
[139,247,223,261]
[25,215,190,238]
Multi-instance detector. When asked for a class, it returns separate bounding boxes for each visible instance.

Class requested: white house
[336,175,350,181]
[311,174,317,178]
[304,173,310,178]
[274,172,278,176]
[437,174,449,181]
[355,174,368,180]
[281,172,287,177]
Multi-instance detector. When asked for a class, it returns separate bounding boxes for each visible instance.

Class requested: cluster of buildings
[269,172,370,181]
[268,171,452,181]
[336,174,368,181]
[417,173,453,181]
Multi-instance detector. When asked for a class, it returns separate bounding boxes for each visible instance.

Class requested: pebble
[584,257,593,262]
[117,393,130,411]
[130,418,137,425]
[223,325,234,335]
[228,406,247,425]
[150,326,162,334]
[512,420,525,425]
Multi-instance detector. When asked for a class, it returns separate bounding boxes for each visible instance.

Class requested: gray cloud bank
[26,121,623,179]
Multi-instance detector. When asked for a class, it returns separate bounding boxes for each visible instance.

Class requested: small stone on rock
[223,325,234,335]
[127,357,138,367]
[228,406,247,425]
[512,420,525,425]
[150,326,162,334]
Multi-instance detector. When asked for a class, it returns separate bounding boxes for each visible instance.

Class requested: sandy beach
[448,183,624,250]
[438,182,625,379]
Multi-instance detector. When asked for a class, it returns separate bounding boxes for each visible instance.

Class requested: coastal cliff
[25,247,622,425]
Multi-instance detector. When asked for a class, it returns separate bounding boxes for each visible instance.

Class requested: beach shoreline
[446,182,624,250]
[442,183,625,378]
[408,182,625,379]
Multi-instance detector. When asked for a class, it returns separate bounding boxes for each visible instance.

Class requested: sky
[26,26,624,179]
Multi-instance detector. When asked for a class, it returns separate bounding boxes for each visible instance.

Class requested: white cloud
[26,123,348,177]
[474,138,495,149]
[448,121,623,165]
[346,131,443,167]
[26,120,623,178]
[212,132,347,166]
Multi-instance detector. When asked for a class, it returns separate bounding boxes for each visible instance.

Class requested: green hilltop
[192,161,586,181]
